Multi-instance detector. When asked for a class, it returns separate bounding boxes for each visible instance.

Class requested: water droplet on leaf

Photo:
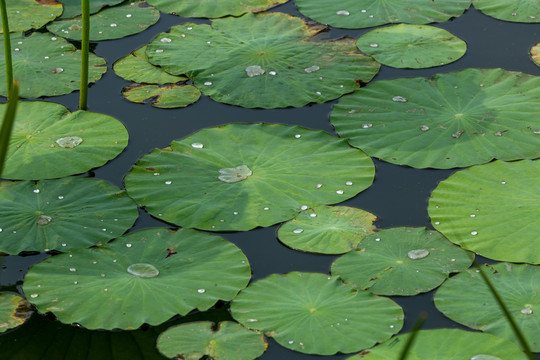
[245,65,265,77]
[56,136,83,148]
[218,165,252,183]
[407,249,430,260]
[304,65,320,73]
[392,96,407,102]
[293,228,304,234]
[37,215,52,226]
[336,10,350,16]
[127,263,159,278]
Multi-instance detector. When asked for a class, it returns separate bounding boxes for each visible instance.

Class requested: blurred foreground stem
[0,0,13,98]
[79,0,90,110]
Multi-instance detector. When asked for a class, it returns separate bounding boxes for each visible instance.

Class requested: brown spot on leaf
[36,0,60,5]
[166,248,177,258]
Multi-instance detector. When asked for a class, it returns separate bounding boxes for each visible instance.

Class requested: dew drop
[51,37,57,40]
[191,142,203,148]
[293,228,304,234]
[110,23,117,27]
[126,243,132,248]
[218,165,252,183]
[197,288,206,293]
[336,10,350,16]
[30,294,38,298]
[300,205,308,210]
[247,318,258,322]
[452,130,465,138]
[153,172,160,176]
[288,340,294,344]
[420,125,430,131]
[263,207,269,210]
[160,37,172,43]
[37,215,52,226]
[233,211,238,215]
[451,258,456,262]
[295,134,301,138]
[336,190,344,194]
[44,56,49,60]
[470,355,502,360]
[269,71,277,75]
[33,189,40,194]
[375,238,381,242]
[361,123,372,129]
[521,307,533,315]
[392,96,407,102]
[501,181,506,184]
[204,81,212,86]
[533,130,540,135]
[56,136,83,148]
[245,65,265,77]
[14,48,20,51]
[51,67,64,74]
[165,181,172,185]
[304,65,320,73]
[345,181,353,186]
[127,263,159,278]
[187,26,193,30]
[69,268,76,272]
[315,91,322,95]
[155,49,164,53]
[407,249,430,260]
[369,43,378,48]
[310,213,317,218]
[316,183,323,189]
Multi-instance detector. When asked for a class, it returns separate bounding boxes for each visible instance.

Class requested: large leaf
[0,293,32,333]
[331,68,540,169]
[0,0,62,33]
[124,123,374,231]
[0,32,106,98]
[277,205,377,254]
[331,227,474,296]
[472,0,540,23]
[230,272,403,355]
[0,101,128,180]
[58,0,123,19]
[47,0,160,41]
[428,159,540,264]
[295,0,471,29]
[0,177,138,254]
[356,24,466,69]
[122,84,201,108]
[147,0,288,18]
[434,263,540,351]
[146,13,380,108]
[23,228,251,330]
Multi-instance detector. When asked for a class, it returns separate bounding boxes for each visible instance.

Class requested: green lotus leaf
[356,24,467,69]
[429,160,540,264]
[530,42,540,66]
[0,32,106,98]
[157,321,267,360]
[147,0,288,18]
[472,0,540,23]
[0,293,32,333]
[434,263,540,351]
[0,0,62,33]
[331,227,474,296]
[122,84,201,108]
[277,205,377,254]
[0,177,138,254]
[23,228,251,330]
[124,123,374,231]
[331,68,540,169]
[113,46,187,84]
[230,272,403,355]
[0,101,128,180]
[58,0,123,19]
[146,13,380,108]
[295,0,471,29]
[47,0,160,41]
[345,328,529,359]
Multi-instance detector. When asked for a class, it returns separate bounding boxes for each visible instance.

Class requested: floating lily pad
[0,101,128,180]
[0,293,32,333]
[23,228,251,330]
[124,123,374,231]
[146,13,380,108]
[47,0,160,41]
[429,160,540,264]
[530,42,540,66]
[0,177,138,254]
[295,0,471,29]
[277,205,377,254]
[0,32,106,98]
[434,263,540,351]
[331,227,474,296]
[0,0,62,33]
[346,328,529,359]
[331,68,540,169]
[147,0,288,18]
[472,0,540,23]
[58,0,124,19]
[356,24,466,69]
[122,84,201,108]
[157,321,267,360]
[230,272,403,355]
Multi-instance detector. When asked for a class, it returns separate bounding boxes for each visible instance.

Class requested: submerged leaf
[122,84,200,108]
[0,293,32,333]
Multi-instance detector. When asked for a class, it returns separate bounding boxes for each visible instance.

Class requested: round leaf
[295,0,470,29]
[122,84,200,108]
[157,321,267,360]
[0,32,106,98]
[331,227,474,296]
[0,0,62,33]
[147,0,288,18]
[0,101,128,180]
[23,228,251,330]
[146,13,380,108]
[277,205,377,254]
[230,272,403,355]
[473,0,540,23]
[530,41,540,66]
[124,123,374,231]
[0,293,32,333]
[0,177,138,254]
[356,24,466,69]
[434,263,540,351]
[331,68,540,169]
[429,159,540,264]
[58,0,124,19]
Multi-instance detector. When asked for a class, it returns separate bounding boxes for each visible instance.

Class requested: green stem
[398,312,427,360]
[0,79,18,178]
[0,0,13,99]
[79,0,90,110]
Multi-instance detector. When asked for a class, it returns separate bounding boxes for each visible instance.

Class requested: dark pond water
[0,2,539,359]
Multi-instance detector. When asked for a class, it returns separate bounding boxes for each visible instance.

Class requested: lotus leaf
[0,0,62,33]
[0,177,138,254]
[356,24,467,69]
[0,101,128,180]
[429,159,540,264]
[530,42,540,66]
[0,293,32,333]
[23,228,251,330]
[147,0,288,18]
[295,0,471,29]
[157,321,267,360]
[0,32,106,98]
[434,263,540,351]
[331,227,474,296]
[124,123,374,231]
[331,68,540,169]
[345,328,528,359]
[58,0,123,19]
[472,0,540,22]
[277,205,377,254]
[122,84,201,108]
[230,272,403,355]
[146,13,380,108]
[47,0,160,41]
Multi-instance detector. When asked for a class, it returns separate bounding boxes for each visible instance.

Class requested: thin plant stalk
[0,79,18,178]
[0,0,13,98]
[79,0,90,110]
[398,312,427,360]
